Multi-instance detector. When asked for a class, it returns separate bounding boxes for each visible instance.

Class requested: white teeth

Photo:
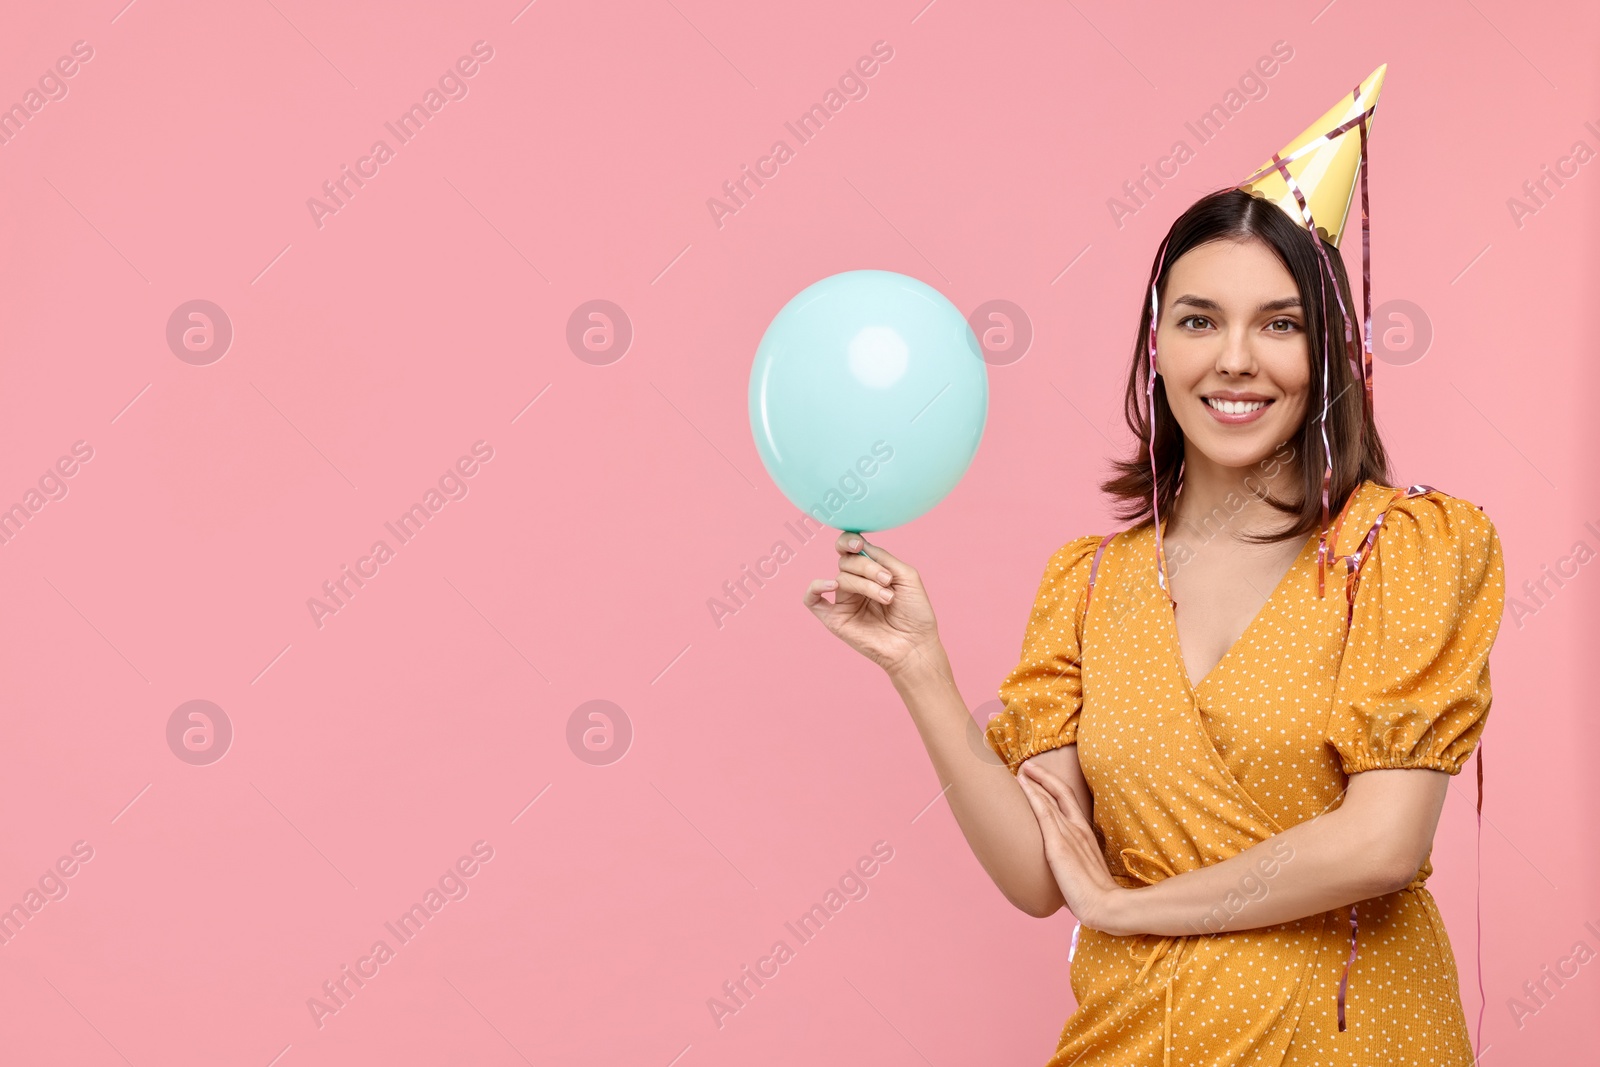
[1206,397,1267,414]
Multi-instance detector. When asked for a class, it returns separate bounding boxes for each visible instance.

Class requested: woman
[803,183,1505,1065]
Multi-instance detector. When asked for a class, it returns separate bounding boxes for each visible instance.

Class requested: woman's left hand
[1017,760,1126,932]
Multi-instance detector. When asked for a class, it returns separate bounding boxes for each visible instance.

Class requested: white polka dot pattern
[985,480,1506,1065]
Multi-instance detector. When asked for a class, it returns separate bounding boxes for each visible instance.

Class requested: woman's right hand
[803,533,941,676]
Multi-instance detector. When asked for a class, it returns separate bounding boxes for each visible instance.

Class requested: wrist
[1090,887,1139,937]
[885,637,949,690]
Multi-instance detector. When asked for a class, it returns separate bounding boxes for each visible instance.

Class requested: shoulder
[1335,485,1508,712]
[1372,483,1501,564]
[1035,533,1106,586]
[1027,533,1110,604]
[1338,480,1497,555]
[1050,532,1112,568]
[1353,484,1505,617]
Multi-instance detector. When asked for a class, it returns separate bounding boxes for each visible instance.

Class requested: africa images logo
[306,441,495,629]
[306,41,495,229]
[306,841,495,1029]
[708,441,893,630]
[706,40,895,230]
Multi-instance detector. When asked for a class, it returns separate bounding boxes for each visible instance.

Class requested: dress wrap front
[985,481,1505,1066]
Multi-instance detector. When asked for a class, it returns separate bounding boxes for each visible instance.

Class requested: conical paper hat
[1237,64,1386,247]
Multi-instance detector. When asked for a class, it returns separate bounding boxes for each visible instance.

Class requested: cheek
[1156,332,1210,385]
[1270,344,1314,393]
[1271,359,1313,424]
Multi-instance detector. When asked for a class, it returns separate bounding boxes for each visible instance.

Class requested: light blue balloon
[748,270,988,533]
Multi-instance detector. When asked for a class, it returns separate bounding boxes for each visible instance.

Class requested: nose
[1215,323,1258,376]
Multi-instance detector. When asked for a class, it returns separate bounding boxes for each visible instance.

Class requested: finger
[837,551,895,587]
[829,571,892,604]
[1021,761,1071,801]
[1019,768,1076,836]
[1016,774,1058,832]
[802,577,840,613]
[1022,763,1088,821]
[847,537,919,582]
[1017,773,1071,837]
[834,531,870,557]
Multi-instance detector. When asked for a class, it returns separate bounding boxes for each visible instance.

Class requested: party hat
[1237,64,1386,247]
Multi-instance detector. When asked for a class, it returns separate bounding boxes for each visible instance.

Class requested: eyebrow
[1171,294,1303,313]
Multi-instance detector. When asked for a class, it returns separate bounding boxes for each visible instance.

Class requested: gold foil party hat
[1237,63,1386,247]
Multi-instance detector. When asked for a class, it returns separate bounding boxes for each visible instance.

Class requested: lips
[1204,396,1270,414]
[1202,395,1273,424]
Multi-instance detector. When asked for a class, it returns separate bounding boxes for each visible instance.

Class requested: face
[1154,237,1311,472]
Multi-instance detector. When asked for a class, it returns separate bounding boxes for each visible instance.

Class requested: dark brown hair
[1099,186,1393,544]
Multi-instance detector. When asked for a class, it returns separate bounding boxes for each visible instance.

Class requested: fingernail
[849,538,861,549]
[878,571,892,584]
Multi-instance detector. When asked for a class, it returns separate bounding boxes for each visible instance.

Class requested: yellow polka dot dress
[985,480,1505,1066]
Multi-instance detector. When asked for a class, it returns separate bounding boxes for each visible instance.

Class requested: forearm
[888,641,1064,917]
[1098,804,1406,938]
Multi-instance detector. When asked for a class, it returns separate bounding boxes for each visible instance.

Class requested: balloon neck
[840,529,872,558]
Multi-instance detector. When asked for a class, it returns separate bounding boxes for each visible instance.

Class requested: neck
[1168,447,1303,542]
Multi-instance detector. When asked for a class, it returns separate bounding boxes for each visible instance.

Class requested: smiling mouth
[1204,397,1272,414]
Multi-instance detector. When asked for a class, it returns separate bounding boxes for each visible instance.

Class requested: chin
[1187,430,1285,471]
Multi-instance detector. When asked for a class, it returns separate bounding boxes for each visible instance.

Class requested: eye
[1266,317,1301,334]
[1178,315,1213,330]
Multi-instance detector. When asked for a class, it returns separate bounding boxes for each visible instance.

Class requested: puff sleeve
[984,534,1103,773]
[1326,491,1506,776]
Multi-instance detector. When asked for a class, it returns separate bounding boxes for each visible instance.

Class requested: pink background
[1,1,1596,1064]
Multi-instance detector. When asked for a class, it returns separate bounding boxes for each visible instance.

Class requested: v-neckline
[1159,519,1323,698]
